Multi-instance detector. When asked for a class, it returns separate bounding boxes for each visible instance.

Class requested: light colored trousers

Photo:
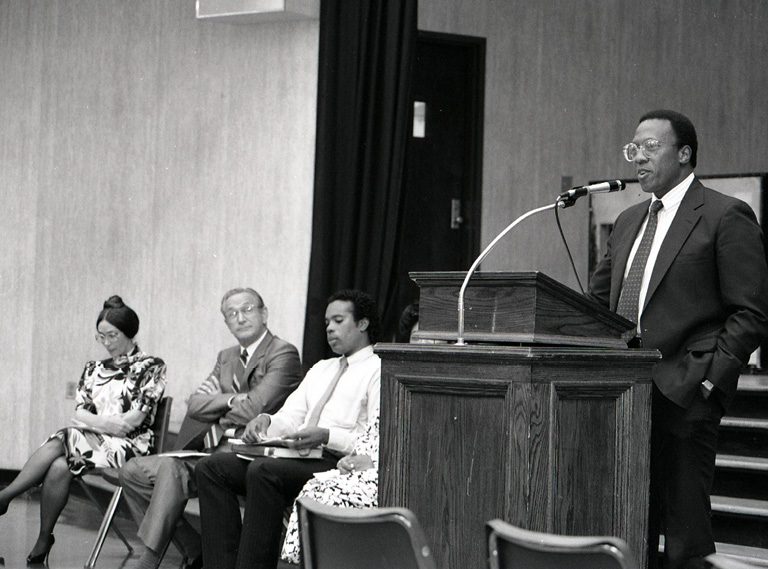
[119,454,202,557]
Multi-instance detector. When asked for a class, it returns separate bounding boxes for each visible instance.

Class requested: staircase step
[714,543,768,567]
[717,455,768,472]
[721,417,768,430]
[712,495,768,518]
[737,375,768,392]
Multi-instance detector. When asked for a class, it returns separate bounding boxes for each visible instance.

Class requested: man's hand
[242,414,271,443]
[196,375,223,396]
[228,393,248,408]
[285,427,330,455]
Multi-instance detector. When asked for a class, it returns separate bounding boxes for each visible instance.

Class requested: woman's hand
[99,415,135,437]
[337,453,374,473]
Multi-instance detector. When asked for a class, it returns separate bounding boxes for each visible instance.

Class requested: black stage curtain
[301,0,417,369]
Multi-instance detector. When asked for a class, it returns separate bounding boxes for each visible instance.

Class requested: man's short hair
[220,288,264,313]
[639,109,698,168]
[327,289,382,343]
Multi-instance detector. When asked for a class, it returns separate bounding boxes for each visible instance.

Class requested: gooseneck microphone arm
[456,202,558,345]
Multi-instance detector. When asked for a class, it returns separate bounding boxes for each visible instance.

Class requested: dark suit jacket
[175,331,302,450]
[589,178,768,409]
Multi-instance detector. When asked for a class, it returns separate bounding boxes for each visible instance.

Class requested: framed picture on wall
[588,172,768,369]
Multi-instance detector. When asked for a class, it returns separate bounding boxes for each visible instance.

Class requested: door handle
[451,198,464,229]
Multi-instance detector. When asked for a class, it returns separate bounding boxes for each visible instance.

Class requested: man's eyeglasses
[622,139,671,162]
[224,304,262,322]
[95,332,122,344]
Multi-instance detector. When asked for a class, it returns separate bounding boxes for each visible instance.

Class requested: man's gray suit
[119,331,301,558]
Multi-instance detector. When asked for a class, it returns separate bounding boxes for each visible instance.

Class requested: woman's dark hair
[397,302,420,342]
[327,289,382,343]
[96,295,140,339]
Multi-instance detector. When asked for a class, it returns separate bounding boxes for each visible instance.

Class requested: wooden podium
[376,272,660,569]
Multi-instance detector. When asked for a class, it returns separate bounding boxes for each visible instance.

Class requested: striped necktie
[617,199,664,341]
[233,348,248,392]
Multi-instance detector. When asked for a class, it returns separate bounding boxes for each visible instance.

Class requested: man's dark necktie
[204,348,249,450]
[616,199,664,341]
[233,348,248,393]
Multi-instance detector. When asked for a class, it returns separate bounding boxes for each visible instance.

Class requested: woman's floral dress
[48,346,166,475]
[281,415,379,564]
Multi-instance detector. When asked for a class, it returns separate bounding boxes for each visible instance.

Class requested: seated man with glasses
[119,288,302,569]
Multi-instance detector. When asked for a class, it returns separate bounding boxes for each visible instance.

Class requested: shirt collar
[345,344,375,366]
[242,329,268,359]
[652,172,694,210]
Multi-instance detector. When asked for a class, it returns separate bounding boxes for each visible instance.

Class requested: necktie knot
[650,199,663,215]
[240,349,248,366]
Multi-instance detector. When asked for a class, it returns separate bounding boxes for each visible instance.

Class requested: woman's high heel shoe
[26,534,55,565]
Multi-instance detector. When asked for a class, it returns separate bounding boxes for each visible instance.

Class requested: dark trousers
[195,452,337,569]
[647,384,724,569]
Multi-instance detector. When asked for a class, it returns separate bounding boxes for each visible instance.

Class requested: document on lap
[158,450,210,458]
[230,439,323,459]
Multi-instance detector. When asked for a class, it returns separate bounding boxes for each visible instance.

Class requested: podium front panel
[377,343,656,569]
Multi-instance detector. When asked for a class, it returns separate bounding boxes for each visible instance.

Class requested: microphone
[557,180,625,208]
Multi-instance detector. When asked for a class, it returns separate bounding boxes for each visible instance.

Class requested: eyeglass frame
[223,304,264,322]
[622,139,678,162]
[95,331,123,344]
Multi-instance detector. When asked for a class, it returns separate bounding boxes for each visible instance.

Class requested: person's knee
[245,460,279,488]
[119,457,143,487]
[195,455,214,481]
[46,456,72,481]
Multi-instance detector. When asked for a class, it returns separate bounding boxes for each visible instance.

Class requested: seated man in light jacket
[119,288,302,569]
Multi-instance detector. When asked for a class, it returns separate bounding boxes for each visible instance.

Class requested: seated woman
[280,415,379,565]
[0,295,166,563]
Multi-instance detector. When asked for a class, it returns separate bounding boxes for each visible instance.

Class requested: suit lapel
[220,346,239,393]
[242,331,273,388]
[610,200,651,310]
[643,180,704,310]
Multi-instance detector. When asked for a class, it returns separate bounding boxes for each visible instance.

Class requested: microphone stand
[456,200,563,345]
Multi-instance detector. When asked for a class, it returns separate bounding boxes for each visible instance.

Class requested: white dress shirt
[623,172,695,333]
[265,344,381,455]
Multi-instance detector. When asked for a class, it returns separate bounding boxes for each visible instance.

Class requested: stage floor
[0,487,186,568]
[0,486,296,569]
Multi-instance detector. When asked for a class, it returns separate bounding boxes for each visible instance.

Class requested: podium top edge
[408,271,634,329]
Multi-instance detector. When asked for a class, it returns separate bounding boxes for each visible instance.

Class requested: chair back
[151,397,173,454]
[705,554,763,569]
[486,519,637,569]
[297,497,437,569]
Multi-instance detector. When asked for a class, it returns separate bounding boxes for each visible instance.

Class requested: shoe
[183,555,203,569]
[26,534,55,565]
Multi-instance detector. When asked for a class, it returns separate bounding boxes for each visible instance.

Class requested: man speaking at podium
[588,110,768,569]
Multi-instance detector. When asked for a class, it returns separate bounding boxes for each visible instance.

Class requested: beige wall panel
[0,0,318,467]
[419,0,768,290]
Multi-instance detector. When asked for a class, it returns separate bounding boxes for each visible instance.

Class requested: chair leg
[81,484,133,569]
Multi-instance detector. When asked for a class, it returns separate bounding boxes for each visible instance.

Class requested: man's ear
[357,317,370,332]
[678,145,692,165]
